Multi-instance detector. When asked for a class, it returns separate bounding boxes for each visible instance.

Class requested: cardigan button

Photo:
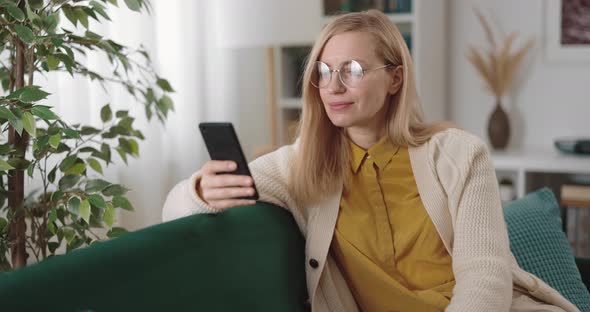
[309,258,319,268]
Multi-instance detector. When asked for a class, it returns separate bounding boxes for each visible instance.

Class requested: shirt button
[309,258,319,268]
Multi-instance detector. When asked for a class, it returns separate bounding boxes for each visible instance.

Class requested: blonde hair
[288,10,454,206]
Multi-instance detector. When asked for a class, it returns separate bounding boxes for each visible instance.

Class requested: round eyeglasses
[310,59,393,89]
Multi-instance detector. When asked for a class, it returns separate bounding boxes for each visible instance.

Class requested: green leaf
[118,116,134,129]
[157,95,174,116]
[112,195,133,211]
[21,112,36,137]
[35,135,49,150]
[62,5,78,27]
[45,14,59,32]
[49,133,61,148]
[107,227,128,238]
[79,147,99,154]
[65,162,86,175]
[51,190,63,202]
[0,217,7,232]
[80,126,100,136]
[85,30,102,40]
[124,0,140,11]
[63,227,75,243]
[79,199,91,223]
[46,55,60,70]
[28,0,44,10]
[50,37,63,48]
[48,242,59,253]
[63,128,80,139]
[85,179,110,193]
[27,162,33,177]
[56,53,74,75]
[0,107,17,120]
[59,174,82,191]
[67,197,80,215]
[6,158,30,170]
[74,7,89,29]
[10,119,24,136]
[116,147,127,163]
[11,86,51,103]
[115,110,128,118]
[59,155,78,172]
[32,106,58,120]
[104,203,115,228]
[48,166,57,183]
[156,78,174,92]
[0,143,13,154]
[87,158,103,174]
[118,138,138,156]
[102,184,128,196]
[14,25,35,44]
[88,194,107,209]
[90,1,110,21]
[6,4,25,22]
[0,159,15,171]
[107,0,118,6]
[100,104,112,123]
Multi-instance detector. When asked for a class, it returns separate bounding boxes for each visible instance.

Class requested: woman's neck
[347,126,386,150]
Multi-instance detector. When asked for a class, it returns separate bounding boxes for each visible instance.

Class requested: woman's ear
[388,65,403,95]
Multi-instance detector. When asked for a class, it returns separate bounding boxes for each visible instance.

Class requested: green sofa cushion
[504,187,590,311]
[0,202,308,312]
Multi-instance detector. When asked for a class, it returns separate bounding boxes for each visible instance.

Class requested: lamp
[213,0,322,150]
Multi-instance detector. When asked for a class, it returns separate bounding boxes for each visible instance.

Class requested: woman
[163,10,577,312]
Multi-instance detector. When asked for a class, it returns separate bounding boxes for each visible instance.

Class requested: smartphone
[198,122,259,200]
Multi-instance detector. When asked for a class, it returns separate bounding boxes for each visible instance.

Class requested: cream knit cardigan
[162,128,578,312]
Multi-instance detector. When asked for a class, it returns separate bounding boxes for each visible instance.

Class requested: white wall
[449,0,590,149]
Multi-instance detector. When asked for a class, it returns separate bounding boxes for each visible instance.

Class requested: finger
[202,174,253,189]
[203,187,255,201]
[202,160,237,174]
[210,199,257,210]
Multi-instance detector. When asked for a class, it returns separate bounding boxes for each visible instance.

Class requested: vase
[487,99,510,150]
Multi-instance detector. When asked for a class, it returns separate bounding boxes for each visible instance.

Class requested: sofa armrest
[0,202,308,311]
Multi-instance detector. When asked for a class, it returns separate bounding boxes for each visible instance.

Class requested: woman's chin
[327,116,354,129]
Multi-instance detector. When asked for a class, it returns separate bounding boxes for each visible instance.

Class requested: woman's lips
[329,102,353,111]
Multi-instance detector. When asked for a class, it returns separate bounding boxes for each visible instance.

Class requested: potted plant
[0,0,174,270]
[467,9,534,150]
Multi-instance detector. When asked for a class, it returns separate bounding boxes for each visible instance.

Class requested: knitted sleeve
[440,130,513,312]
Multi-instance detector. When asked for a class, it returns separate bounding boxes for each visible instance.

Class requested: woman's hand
[197,160,257,210]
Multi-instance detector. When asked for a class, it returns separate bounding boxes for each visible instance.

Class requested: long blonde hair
[288,10,453,206]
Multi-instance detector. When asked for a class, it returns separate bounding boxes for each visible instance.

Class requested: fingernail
[228,162,236,169]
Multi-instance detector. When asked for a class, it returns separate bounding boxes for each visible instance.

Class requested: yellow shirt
[331,137,455,312]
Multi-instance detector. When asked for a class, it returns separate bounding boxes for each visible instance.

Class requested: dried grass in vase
[467,9,534,149]
[467,9,534,100]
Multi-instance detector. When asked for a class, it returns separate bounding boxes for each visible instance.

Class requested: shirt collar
[350,136,399,173]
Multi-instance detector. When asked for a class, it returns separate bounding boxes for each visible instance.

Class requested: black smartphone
[198,122,259,200]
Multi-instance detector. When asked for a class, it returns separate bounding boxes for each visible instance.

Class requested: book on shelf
[328,0,413,14]
[562,184,590,258]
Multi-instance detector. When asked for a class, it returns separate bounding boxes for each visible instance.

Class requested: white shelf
[491,148,590,175]
[280,97,303,109]
[491,147,590,199]
[322,13,414,25]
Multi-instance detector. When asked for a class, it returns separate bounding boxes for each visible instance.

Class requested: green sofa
[0,188,589,311]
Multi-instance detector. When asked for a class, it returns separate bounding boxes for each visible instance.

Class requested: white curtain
[31,1,269,231]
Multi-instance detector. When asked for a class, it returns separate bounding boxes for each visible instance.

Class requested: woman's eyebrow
[317,58,370,67]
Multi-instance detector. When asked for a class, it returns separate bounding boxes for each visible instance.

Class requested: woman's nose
[327,72,346,93]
